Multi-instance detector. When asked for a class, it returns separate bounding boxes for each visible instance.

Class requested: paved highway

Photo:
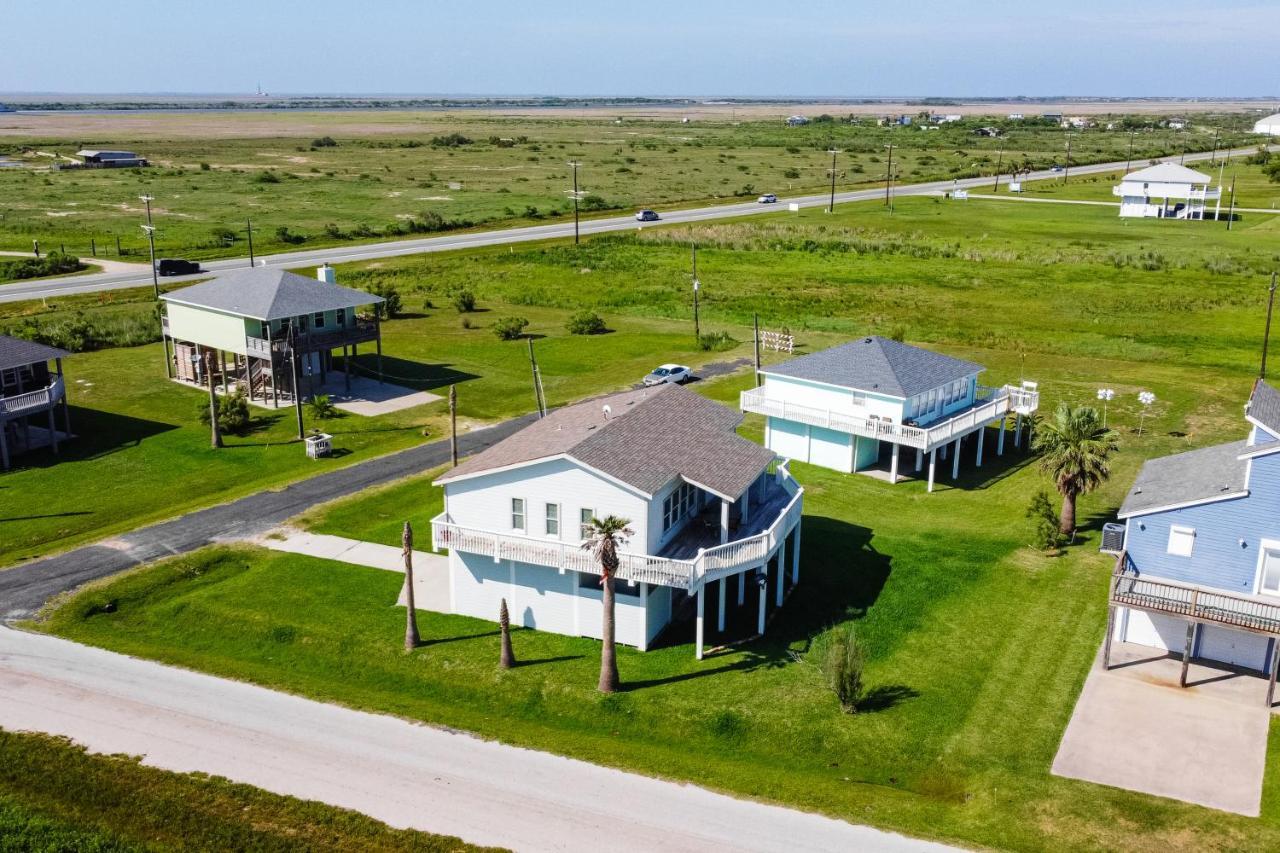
[3,144,1269,305]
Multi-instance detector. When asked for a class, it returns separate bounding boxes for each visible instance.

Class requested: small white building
[1254,113,1280,136]
[1113,163,1222,220]
[432,384,804,658]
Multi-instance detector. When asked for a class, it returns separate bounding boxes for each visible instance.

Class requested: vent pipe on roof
[317,263,336,284]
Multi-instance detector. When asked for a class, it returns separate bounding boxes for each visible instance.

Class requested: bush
[782,167,800,179]
[0,251,83,283]
[697,330,737,351]
[209,226,236,246]
[253,170,280,184]
[430,133,473,148]
[274,226,305,245]
[821,625,865,713]
[307,394,338,419]
[580,194,612,211]
[566,310,606,335]
[461,316,474,330]
[366,284,401,320]
[311,136,338,148]
[451,288,477,313]
[198,388,250,436]
[1026,489,1066,551]
[492,316,529,340]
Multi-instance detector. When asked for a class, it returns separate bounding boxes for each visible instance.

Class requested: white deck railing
[740,384,1038,451]
[0,377,65,419]
[431,465,804,592]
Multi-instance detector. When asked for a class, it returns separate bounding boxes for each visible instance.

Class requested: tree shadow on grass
[3,405,176,471]
[515,654,584,668]
[420,629,501,648]
[341,354,479,393]
[856,684,919,713]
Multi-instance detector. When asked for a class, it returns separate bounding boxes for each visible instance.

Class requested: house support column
[1268,642,1279,708]
[720,500,730,545]
[1014,414,1022,448]
[343,344,351,392]
[756,565,767,635]
[997,417,1006,455]
[163,334,173,379]
[976,427,985,468]
[914,447,922,472]
[1102,605,1117,670]
[791,525,800,585]
[737,571,745,605]
[775,550,785,607]
[47,406,58,454]
[927,449,937,492]
[889,443,900,483]
[951,438,961,479]
[376,317,384,385]
[1179,623,1195,688]
[0,421,9,470]
[717,577,726,632]
[695,586,705,660]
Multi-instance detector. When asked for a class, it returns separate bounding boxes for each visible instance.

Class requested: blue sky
[2,1,1278,97]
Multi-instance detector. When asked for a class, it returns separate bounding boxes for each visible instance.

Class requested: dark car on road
[156,258,201,276]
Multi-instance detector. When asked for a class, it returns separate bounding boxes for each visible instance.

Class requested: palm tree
[581,515,633,693]
[402,521,420,650]
[1032,403,1119,537]
[499,597,516,669]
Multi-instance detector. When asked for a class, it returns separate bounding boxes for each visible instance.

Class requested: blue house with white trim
[1109,379,1280,702]
[739,337,1039,491]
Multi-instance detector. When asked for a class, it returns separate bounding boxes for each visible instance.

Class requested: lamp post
[139,194,158,298]
[1096,388,1115,427]
[566,160,584,244]
[691,243,701,342]
[1137,390,1156,436]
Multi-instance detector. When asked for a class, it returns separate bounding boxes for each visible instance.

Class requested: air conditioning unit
[1100,522,1125,554]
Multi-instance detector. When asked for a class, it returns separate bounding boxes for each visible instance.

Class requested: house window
[850,391,866,407]
[511,498,526,531]
[580,508,595,541]
[545,503,560,537]
[1167,525,1196,557]
[662,482,698,533]
[926,389,937,413]
[337,308,347,327]
[313,312,325,329]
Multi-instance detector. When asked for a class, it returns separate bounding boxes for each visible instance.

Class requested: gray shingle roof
[161,268,382,321]
[1248,379,1280,437]
[1118,440,1250,518]
[0,335,70,372]
[437,384,775,499]
[761,336,983,398]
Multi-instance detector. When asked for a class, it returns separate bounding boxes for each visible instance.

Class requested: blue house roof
[761,336,982,398]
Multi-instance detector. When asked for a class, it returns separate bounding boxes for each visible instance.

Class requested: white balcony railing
[431,465,804,592]
[0,376,65,418]
[740,384,1039,451]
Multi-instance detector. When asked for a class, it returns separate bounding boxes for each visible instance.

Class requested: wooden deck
[659,481,794,561]
[1109,554,1280,637]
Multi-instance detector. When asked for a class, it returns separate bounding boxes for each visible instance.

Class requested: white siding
[445,458,650,554]
[762,374,904,422]
[1117,179,1203,200]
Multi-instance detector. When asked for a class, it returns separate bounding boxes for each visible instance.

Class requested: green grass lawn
[0,728,494,851]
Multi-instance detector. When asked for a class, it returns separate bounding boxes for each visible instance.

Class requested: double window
[662,482,698,533]
[545,503,560,537]
[511,498,526,531]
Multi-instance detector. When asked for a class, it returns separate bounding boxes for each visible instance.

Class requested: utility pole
[826,148,839,213]
[566,160,583,244]
[289,326,305,440]
[1064,136,1072,183]
[140,194,158,298]
[1227,175,1237,230]
[1125,131,1135,173]
[1210,128,1220,164]
[527,337,545,418]
[246,218,256,267]
[992,145,1003,192]
[691,243,701,342]
[752,313,761,382]
[883,144,894,205]
[1263,272,1278,380]
[449,384,458,467]
[205,351,223,448]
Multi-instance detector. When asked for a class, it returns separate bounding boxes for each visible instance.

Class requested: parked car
[156,258,201,276]
[1049,164,1064,173]
[635,209,660,222]
[642,364,691,386]
[757,193,778,204]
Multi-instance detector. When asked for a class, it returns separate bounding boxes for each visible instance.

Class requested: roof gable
[1247,379,1280,437]
[0,335,70,372]
[1121,163,1212,185]
[762,336,983,398]
[161,268,382,321]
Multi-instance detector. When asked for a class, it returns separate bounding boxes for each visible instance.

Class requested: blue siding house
[1110,379,1280,702]
[740,336,1039,490]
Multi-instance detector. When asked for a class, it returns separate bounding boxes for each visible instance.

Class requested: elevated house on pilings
[740,336,1039,491]
[0,336,72,470]
[431,384,804,658]
[160,266,384,407]
[1106,379,1280,706]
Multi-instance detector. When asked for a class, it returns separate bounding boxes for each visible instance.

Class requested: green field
[0,110,1259,263]
[0,728,493,851]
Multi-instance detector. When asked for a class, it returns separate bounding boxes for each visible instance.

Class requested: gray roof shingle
[1248,379,1280,437]
[1118,440,1250,518]
[761,336,983,398]
[0,335,70,372]
[161,268,382,321]
[437,384,775,499]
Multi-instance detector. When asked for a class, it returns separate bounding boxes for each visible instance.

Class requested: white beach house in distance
[1253,113,1280,136]
[740,336,1039,491]
[431,384,804,658]
[1113,163,1221,220]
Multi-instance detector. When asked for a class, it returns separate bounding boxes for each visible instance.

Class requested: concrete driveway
[1052,643,1272,815]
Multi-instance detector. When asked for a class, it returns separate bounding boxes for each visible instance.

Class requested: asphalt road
[3,144,1269,305]
[0,627,958,852]
[0,415,534,620]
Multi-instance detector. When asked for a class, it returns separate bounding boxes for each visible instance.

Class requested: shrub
[0,251,83,283]
[451,288,477,313]
[697,330,737,351]
[366,284,401,320]
[566,310,606,335]
[821,625,865,713]
[253,170,280,184]
[307,394,338,419]
[198,388,250,436]
[580,194,612,211]
[209,226,236,246]
[493,316,529,341]
[274,226,305,245]
[199,162,211,170]
[782,167,800,179]
[461,316,474,330]
[310,136,338,148]
[1026,490,1066,551]
[430,133,473,148]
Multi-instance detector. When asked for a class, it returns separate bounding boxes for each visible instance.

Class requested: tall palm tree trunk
[598,574,620,693]
[403,522,420,650]
[1059,492,1077,537]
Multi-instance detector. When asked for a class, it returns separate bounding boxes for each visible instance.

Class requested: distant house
[739,337,1039,492]
[1041,112,1063,122]
[1007,112,1025,120]
[785,115,809,127]
[74,149,148,168]
[897,114,912,126]
[1166,117,1187,130]
[974,126,1001,137]
[1254,113,1280,136]
[432,384,803,658]
[1113,163,1221,220]
[159,266,384,407]
[1107,380,1280,702]
[0,335,72,470]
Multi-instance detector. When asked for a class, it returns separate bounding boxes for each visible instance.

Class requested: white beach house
[1112,163,1221,220]
[431,384,804,658]
[1253,113,1280,136]
[740,336,1039,491]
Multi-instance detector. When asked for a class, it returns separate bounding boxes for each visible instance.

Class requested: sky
[2,0,1278,98]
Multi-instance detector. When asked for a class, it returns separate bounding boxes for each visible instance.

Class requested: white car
[642,364,691,386]
[757,193,778,204]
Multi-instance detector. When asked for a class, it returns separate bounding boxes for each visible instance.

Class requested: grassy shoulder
[0,728,496,852]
